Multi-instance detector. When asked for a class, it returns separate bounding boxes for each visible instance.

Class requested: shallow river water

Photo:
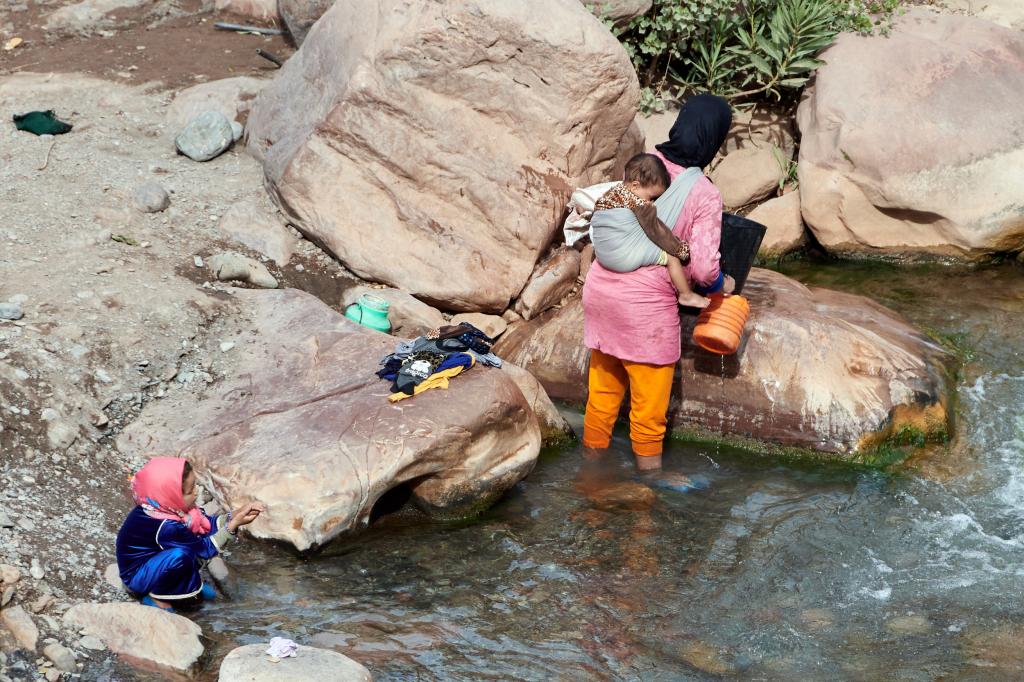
[152,261,1024,680]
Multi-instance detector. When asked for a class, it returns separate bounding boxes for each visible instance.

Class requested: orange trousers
[582,349,676,458]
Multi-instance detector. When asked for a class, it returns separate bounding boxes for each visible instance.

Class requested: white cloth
[266,637,299,659]
[562,181,618,247]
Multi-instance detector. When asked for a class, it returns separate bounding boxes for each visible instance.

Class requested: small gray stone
[230,120,243,142]
[207,556,229,582]
[103,563,123,591]
[16,517,35,532]
[78,635,105,651]
[43,642,76,672]
[0,303,23,320]
[29,558,44,580]
[133,182,170,213]
[175,111,234,162]
[93,369,113,384]
[0,510,13,528]
[0,565,18,586]
[1,585,14,607]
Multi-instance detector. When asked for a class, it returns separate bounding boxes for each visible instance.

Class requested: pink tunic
[582,152,723,365]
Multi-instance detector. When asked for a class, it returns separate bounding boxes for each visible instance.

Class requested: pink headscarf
[131,457,211,535]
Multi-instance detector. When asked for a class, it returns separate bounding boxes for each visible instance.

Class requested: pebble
[78,635,105,651]
[17,518,35,532]
[175,111,234,162]
[0,511,13,529]
[42,642,76,672]
[40,408,59,422]
[93,369,113,384]
[1,585,14,607]
[208,252,278,289]
[29,558,44,580]
[133,182,170,213]
[0,303,23,320]
[220,341,235,352]
[230,120,243,142]
[194,256,204,268]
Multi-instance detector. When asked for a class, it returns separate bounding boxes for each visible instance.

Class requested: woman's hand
[722,275,736,295]
[227,502,266,533]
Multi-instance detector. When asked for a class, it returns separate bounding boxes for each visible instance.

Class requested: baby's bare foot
[678,292,710,308]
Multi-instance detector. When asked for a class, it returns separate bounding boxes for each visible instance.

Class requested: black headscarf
[654,94,732,170]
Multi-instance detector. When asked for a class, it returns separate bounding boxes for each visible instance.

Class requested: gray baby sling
[589,167,703,273]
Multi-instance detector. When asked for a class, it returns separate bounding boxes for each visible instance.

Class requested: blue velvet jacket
[115,506,222,585]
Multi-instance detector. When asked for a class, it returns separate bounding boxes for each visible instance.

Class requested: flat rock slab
[118,288,542,551]
[63,602,203,673]
[496,268,956,456]
[219,644,372,681]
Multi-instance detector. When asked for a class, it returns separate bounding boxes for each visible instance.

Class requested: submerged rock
[118,289,543,551]
[219,643,372,681]
[495,268,956,457]
[247,0,639,312]
[63,602,203,673]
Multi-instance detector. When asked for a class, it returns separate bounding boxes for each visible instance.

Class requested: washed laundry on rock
[378,323,501,399]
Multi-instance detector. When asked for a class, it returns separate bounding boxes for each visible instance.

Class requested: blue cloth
[693,271,725,296]
[116,506,219,599]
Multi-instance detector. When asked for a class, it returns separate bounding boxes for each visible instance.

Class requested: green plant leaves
[616,0,903,106]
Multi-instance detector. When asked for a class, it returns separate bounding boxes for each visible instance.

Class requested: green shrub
[599,0,904,109]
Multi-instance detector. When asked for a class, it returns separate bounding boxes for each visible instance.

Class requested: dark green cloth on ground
[13,110,72,135]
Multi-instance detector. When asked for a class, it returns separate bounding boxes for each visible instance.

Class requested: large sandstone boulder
[798,10,1024,259]
[247,0,640,313]
[495,269,956,456]
[748,191,805,257]
[495,300,588,402]
[710,146,783,209]
[219,644,371,681]
[278,0,335,45]
[63,603,203,673]
[118,288,544,551]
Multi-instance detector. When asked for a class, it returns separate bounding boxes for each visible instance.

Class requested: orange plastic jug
[692,294,750,355]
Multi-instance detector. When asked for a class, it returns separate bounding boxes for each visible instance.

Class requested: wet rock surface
[496,268,956,455]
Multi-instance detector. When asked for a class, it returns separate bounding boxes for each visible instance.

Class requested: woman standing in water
[582,94,735,471]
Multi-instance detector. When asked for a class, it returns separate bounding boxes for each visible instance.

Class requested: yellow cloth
[388,365,469,402]
[655,250,668,266]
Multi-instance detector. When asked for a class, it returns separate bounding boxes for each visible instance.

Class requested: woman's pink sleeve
[685,190,723,287]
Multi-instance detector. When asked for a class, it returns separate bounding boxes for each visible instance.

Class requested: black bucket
[720,213,766,295]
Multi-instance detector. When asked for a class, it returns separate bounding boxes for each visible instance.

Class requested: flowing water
[158,261,1024,680]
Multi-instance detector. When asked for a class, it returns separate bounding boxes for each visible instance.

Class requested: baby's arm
[632,203,690,264]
